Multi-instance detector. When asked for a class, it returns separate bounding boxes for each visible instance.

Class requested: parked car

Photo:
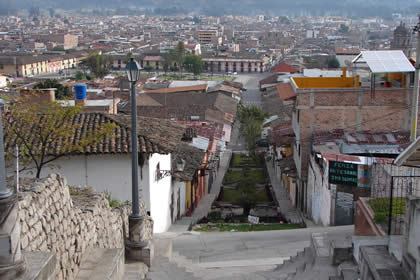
[256,138,269,147]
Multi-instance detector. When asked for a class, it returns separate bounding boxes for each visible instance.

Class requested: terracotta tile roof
[270,62,298,73]
[222,80,243,89]
[3,112,179,156]
[136,94,163,106]
[109,115,186,152]
[171,143,205,181]
[276,83,296,101]
[179,121,225,141]
[271,121,294,146]
[135,92,237,125]
[335,49,360,55]
[259,74,278,86]
[144,84,208,94]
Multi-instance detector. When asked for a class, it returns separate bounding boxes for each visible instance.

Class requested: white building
[7,112,186,233]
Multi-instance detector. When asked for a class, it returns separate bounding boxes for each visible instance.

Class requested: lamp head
[126,57,142,82]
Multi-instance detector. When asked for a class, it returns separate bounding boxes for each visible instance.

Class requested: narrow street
[147,73,329,280]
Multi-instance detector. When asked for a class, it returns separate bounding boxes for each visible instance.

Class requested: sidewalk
[169,149,232,232]
[265,157,307,226]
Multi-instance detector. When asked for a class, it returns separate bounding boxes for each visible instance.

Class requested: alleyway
[148,73,325,280]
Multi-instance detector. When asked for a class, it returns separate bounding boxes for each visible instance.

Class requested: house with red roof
[270,62,299,74]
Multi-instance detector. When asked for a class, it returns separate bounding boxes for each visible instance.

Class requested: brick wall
[294,87,412,180]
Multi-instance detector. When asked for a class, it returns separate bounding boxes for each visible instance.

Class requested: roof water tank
[74,84,87,100]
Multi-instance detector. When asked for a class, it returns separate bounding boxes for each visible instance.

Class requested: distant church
[391,22,411,54]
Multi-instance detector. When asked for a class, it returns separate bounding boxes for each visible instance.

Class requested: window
[155,163,160,181]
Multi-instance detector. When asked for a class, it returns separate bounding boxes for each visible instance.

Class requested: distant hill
[1,0,419,17]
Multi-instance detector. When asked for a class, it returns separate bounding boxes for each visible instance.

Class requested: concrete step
[275,247,313,274]
[123,261,149,280]
[147,256,198,280]
[341,269,359,280]
[17,251,56,280]
[76,248,124,280]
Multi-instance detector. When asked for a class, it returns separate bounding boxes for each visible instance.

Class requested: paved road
[235,73,269,108]
[230,73,271,152]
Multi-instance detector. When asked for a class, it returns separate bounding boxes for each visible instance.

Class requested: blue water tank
[74,84,87,100]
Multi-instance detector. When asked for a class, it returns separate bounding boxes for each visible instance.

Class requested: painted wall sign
[328,161,358,186]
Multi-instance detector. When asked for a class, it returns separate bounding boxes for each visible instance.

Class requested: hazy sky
[0,0,419,17]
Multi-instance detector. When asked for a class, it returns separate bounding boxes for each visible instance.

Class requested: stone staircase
[146,231,362,280]
[146,256,198,280]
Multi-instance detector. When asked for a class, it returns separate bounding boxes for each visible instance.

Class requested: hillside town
[0,8,420,280]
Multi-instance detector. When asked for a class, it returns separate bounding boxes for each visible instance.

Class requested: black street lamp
[125,57,149,262]
[126,57,142,218]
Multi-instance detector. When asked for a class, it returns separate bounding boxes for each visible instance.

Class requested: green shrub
[368,197,406,224]
[105,191,122,208]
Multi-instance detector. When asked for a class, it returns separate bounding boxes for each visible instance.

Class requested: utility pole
[410,15,420,141]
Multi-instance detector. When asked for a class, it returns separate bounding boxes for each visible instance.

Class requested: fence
[370,163,420,235]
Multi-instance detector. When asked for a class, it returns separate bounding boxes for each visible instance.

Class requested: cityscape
[0,3,420,280]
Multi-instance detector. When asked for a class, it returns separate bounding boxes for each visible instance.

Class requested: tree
[163,52,171,74]
[174,42,186,75]
[3,98,116,178]
[327,57,340,69]
[183,55,204,76]
[237,105,269,157]
[74,71,93,81]
[33,79,72,100]
[339,24,349,33]
[52,46,65,51]
[80,52,113,78]
[124,52,132,63]
[74,71,85,80]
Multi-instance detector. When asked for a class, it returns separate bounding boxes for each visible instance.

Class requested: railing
[370,163,420,235]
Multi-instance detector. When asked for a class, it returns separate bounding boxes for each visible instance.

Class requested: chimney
[20,88,56,103]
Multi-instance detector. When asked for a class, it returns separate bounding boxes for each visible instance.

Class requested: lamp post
[126,57,141,218]
[125,57,150,262]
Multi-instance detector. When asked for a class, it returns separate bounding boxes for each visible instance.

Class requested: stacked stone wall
[16,173,148,280]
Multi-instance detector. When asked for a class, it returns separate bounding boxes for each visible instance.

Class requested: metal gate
[370,163,420,235]
[335,191,354,225]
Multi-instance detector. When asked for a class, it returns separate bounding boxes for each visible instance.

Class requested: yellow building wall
[292,76,359,89]
[185,181,192,211]
[282,146,293,157]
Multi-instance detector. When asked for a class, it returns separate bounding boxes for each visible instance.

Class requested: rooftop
[144,84,208,94]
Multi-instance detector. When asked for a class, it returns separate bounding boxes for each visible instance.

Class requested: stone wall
[17,173,152,280]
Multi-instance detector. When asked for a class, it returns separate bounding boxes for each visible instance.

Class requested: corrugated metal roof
[385,133,397,143]
[341,144,403,155]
